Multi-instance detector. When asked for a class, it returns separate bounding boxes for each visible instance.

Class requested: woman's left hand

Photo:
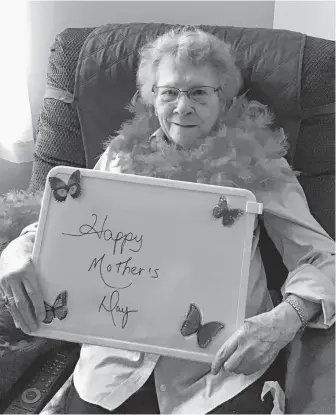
[211,302,302,376]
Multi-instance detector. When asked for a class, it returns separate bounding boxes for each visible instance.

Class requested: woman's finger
[3,286,34,334]
[10,280,38,332]
[22,280,46,323]
[11,305,34,334]
[22,260,46,322]
[223,351,244,373]
[211,335,239,375]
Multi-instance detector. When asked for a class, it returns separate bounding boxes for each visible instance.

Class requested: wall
[1,0,275,195]
[273,0,335,40]
[27,0,275,134]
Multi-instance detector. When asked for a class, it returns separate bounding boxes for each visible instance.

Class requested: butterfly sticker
[49,170,81,202]
[212,196,244,227]
[180,303,224,349]
[43,291,68,324]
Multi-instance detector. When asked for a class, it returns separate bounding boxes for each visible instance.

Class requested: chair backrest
[75,23,306,167]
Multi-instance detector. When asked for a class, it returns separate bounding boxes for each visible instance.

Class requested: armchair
[1,22,335,414]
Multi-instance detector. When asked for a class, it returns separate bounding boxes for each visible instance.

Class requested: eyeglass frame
[151,85,221,103]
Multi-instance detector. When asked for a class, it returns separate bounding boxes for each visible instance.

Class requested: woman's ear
[218,89,227,106]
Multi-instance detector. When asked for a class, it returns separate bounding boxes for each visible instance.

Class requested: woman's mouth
[172,123,197,128]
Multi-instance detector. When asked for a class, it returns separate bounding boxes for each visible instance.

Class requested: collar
[149,126,217,152]
[148,128,169,147]
[149,128,183,151]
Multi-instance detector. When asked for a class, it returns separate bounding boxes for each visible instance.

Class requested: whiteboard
[31,166,263,363]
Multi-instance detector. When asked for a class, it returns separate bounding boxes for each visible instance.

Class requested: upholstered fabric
[74,24,304,167]
[29,28,94,192]
[0,309,63,398]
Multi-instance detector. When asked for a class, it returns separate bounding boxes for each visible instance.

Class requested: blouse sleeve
[20,222,39,236]
[256,157,335,329]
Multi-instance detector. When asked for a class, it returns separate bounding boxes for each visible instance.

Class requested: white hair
[137,26,243,107]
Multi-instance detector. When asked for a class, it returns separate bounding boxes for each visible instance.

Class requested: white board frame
[31,166,263,363]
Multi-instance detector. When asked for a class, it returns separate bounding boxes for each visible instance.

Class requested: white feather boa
[104,96,301,192]
[0,96,301,252]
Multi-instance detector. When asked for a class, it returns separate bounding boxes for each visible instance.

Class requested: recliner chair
[1,23,335,413]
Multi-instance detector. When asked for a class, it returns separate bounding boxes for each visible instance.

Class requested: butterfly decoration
[180,303,224,349]
[49,170,81,202]
[212,196,244,227]
[43,290,68,324]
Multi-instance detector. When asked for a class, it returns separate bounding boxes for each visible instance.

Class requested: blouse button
[160,384,167,392]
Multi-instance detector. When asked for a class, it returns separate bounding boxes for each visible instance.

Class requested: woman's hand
[211,302,302,376]
[0,233,45,334]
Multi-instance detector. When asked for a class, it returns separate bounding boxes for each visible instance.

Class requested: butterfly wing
[43,302,54,324]
[212,206,223,219]
[67,170,81,199]
[212,196,228,219]
[221,209,244,227]
[181,303,202,337]
[49,177,69,202]
[197,321,224,349]
[53,291,68,321]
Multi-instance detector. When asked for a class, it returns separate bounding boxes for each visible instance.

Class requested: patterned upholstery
[29,28,94,192]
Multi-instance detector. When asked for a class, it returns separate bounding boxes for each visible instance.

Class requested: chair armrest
[285,326,335,414]
[40,374,73,414]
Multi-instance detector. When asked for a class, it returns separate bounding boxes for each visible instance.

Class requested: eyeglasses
[152,86,221,104]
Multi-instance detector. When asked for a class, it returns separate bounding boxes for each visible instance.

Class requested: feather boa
[104,96,301,193]
[0,97,301,252]
[0,191,43,254]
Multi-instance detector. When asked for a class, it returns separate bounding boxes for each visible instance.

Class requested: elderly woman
[0,27,334,414]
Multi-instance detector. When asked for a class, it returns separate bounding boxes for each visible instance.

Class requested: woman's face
[153,56,221,149]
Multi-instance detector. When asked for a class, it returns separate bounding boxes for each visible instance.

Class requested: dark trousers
[64,356,283,414]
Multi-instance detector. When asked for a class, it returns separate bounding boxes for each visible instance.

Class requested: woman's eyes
[159,87,210,100]
[162,89,178,96]
[161,89,207,95]
[191,89,207,96]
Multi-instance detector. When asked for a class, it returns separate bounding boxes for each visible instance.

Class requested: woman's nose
[173,94,194,116]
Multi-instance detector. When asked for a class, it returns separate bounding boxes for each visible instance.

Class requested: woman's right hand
[0,233,46,334]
